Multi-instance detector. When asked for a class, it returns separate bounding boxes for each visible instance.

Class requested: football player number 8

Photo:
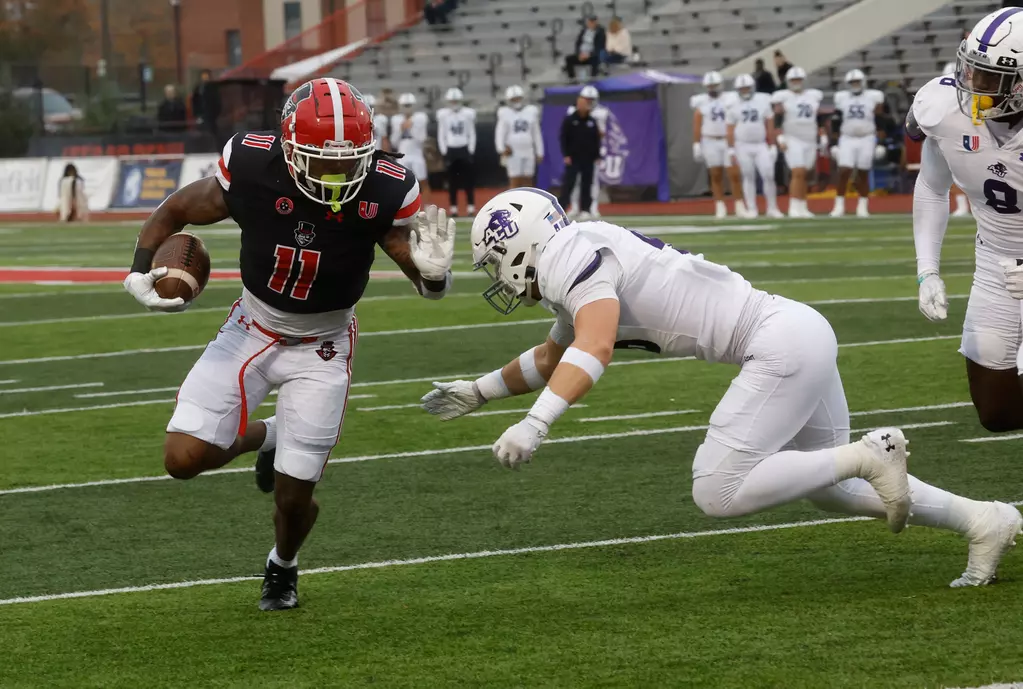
[269,244,321,300]
[984,179,1022,215]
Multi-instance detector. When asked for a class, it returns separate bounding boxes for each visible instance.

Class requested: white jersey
[834,89,884,137]
[771,88,823,142]
[538,220,758,364]
[389,111,429,158]
[437,106,477,155]
[912,75,1023,258]
[372,113,389,150]
[690,92,739,138]
[725,93,774,144]
[495,104,544,157]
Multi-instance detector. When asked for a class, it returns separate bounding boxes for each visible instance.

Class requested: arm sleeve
[913,137,953,275]
[495,112,506,151]
[549,311,576,347]
[215,136,235,191]
[561,251,623,319]
[532,113,545,158]
[468,111,477,155]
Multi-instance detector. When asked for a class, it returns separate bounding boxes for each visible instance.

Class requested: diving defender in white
[726,74,781,219]
[913,7,1023,438]
[421,188,1020,587]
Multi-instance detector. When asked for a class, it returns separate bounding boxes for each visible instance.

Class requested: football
[152,232,211,301]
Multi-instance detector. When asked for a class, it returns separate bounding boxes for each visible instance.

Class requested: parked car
[12,87,83,132]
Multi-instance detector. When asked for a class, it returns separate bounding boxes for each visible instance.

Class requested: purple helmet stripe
[509,186,568,219]
[979,7,1023,52]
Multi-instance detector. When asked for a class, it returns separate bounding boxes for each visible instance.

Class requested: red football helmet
[281,78,376,210]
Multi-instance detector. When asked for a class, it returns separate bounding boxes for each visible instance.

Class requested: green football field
[1,214,1020,689]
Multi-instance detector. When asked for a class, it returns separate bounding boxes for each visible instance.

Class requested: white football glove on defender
[767,144,778,163]
[917,270,948,321]
[692,142,703,163]
[492,417,547,469]
[420,380,486,420]
[123,267,189,312]
[409,205,456,282]
[1000,259,1023,300]
[818,133,830,152]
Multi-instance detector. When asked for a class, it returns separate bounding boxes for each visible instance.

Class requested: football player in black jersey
[123,77,456,611]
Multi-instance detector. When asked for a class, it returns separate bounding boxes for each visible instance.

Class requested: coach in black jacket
[558,91,602,217]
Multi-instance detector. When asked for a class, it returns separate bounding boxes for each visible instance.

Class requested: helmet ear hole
[510,252,525,267]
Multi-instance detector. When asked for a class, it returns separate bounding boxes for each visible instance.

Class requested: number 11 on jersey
[269,244,321,300]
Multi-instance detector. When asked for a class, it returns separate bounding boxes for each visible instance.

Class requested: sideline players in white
[831,69,885,218]
[496,85,544,189]
[691,71,743,218]
[364,94,390,152]
[437,87,477,217]
[422,188,1022,587]
[771,67,827,218]
[726,74,782,219]
[567,85,606,219]
[912,7,1023,440]
[390,92,430,191]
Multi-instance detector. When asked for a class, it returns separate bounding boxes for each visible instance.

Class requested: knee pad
[692,475,731,518]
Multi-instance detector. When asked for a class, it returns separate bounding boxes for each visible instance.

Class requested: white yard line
[849,401,972,416]
[0,516,877,606]
[849,420,956,434]
[76,386,180,399]
[0,382,103,395]
[578,409,699,422]
[960,433,1023,444]
[0,398,176,420]
[0,379,19,385]
[356,402,423,412]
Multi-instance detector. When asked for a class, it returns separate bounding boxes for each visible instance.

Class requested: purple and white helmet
[957,7,1023,122]
[470,187,571,314]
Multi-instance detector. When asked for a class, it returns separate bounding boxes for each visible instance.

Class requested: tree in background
[0,0,89,69]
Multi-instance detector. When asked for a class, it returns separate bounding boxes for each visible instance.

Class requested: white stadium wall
[721,0,955,79]
[0,158,48,212]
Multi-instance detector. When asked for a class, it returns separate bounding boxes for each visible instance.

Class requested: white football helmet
[505,84,526,109]
[580,85,599,102]
[398,92,417,111]
[787,66,807,91]
[703,71,723,94]
[957,8,1023,122]
[470,188,571,314]
[445,87,464,106]
[845,69,866,93]
[734,74,755,100]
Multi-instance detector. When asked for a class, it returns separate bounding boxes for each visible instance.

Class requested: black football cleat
[255,448,275,494]
[259,561,299,611]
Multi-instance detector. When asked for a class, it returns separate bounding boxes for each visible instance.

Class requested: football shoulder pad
[911,75,962,138]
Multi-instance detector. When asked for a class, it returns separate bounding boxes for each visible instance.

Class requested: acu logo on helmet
[481,209,520,246]
[282,82,313,120]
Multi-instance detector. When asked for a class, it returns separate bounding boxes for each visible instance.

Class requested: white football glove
[917,271,948,321]
[818,133,830,152]
[409,205,456,282]
[123,267,189,312]
[421,380,486,421]
[692,142,703,163]
[776,134,787,152]
[767,144,778,163]
[830,145,839,160]
[492,417,547,469]
[726,148,736,166]
[1000,259,1023,300]
[874,143,887,161]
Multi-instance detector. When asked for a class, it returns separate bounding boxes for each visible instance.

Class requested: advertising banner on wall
[41,157,120,212]
[110,159,183,209]
[0,158,48,211]
[178,154,220,188]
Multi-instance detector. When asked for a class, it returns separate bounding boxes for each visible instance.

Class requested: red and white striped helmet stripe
[325,77,344,142]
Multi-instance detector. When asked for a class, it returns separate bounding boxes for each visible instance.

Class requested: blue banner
[111,159,182,208]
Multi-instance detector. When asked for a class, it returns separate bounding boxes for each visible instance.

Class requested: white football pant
[837,134,876,170]
[734,142,778,214]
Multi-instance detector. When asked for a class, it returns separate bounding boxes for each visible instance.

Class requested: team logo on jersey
[963,135,981,152]
[315,340,337,362]
[294,221,316,247]
[989,161,1009,178]
[326,210,344,222]
[481,209,519,246]
[359,201,378,219]
[276,197,294,215]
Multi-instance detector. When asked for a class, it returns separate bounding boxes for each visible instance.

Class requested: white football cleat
[766,208,784,219]
[590,209,601,219]
[715,201,728,219]
[857,428,912,533]
[950,501,1022,587]
[577,211,592,222]
[830,197,845,218]
[734,200,747,218]
[951,207,971,218]
[802,206,816,218]
[467,204,476,216]
[448,205,459,218]
[856,204,871,218]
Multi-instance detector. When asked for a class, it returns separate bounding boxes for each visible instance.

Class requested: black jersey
[216,130,421,314]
